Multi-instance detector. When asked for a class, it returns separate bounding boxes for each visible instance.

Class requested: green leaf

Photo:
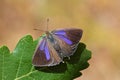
[0,35,91,80]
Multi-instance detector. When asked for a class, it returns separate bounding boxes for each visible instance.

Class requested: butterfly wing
[32,37,62,67]
[47,40,63,65]
[51,28,83,57]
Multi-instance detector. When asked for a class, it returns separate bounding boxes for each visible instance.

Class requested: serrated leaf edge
[2,49,4,80]
[0,46,10,80]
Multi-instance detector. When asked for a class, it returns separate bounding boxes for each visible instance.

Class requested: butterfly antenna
[34,18,49,33]
[33,28,45,32]
[46,18,49,32]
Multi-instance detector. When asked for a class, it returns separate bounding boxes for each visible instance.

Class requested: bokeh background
[0,0,120,80]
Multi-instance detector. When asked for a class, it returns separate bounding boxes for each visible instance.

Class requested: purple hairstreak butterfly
[32,19,83,67]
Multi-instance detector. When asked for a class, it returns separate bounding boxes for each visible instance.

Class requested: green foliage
[0,35,91,80]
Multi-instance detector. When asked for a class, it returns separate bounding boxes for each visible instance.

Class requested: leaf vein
[15,53,24,78]
[14,70,37,80]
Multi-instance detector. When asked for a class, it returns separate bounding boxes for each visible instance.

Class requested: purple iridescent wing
[32,37,62,66]
[51,28,83,57]
[32,37,51,66]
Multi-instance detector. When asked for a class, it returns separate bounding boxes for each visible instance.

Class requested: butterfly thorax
[45,31,55,43]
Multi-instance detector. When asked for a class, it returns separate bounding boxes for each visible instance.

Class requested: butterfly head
[45,31,50,37]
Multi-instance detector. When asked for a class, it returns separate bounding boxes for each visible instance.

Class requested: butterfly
[32,28,83,67]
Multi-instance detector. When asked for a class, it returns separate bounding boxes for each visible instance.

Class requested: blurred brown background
[0,0,120,80]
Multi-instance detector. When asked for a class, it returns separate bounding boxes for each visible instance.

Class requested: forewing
[32,37,62,66]
[52,28,83,57]
[52,28,83,45]
[32,37,52,66]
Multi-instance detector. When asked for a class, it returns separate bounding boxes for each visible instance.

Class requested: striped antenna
[33,28,45,32]
[34,18,50,32]
[46,18,49,32]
